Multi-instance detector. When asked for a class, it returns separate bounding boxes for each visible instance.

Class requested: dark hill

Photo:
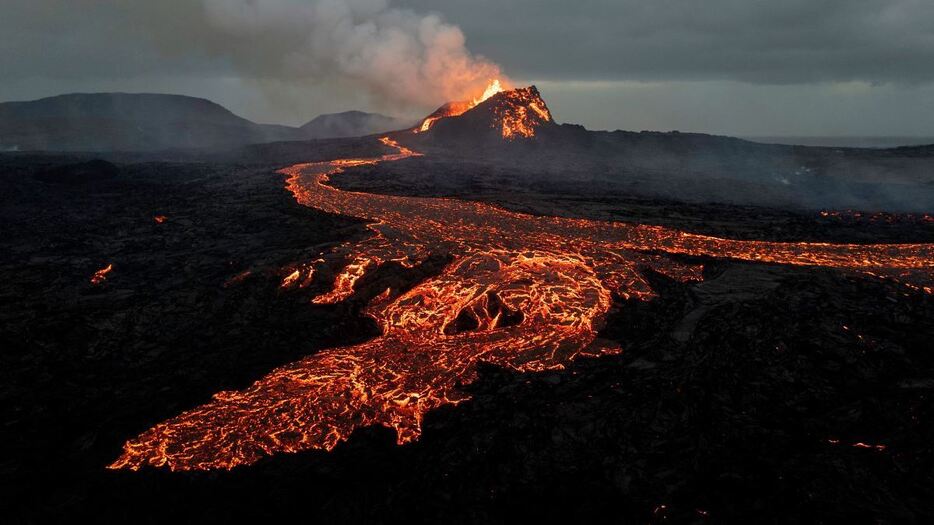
[0,93,294,151]
[299,111,412,139]
[0,93,410,152]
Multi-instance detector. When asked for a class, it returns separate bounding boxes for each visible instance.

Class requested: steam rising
[200,0,507,110]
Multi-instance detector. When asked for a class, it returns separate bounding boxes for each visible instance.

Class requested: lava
[820,209,934,224]
[111,132,934,472]
[418,84,553,139]
[492,86,553,138]
[827,439,887,451]
[280,269,301,288]
[90,263,113,285]
[223,270,252,288]
[415,79,505,133]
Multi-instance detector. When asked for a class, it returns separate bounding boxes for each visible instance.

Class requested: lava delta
[110,85,934,471]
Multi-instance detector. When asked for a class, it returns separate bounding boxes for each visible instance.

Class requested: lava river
[111,137,934,471]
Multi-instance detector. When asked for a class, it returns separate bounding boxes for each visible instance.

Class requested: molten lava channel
[111,134,934,472]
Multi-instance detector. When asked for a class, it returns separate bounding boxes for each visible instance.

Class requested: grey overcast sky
[2,0,933,136]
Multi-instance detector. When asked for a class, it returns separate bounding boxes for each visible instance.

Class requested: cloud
[5,1,933,90]
[204,0,505,106]
[536,79,934,137]
[2,1,933,134]
[397,0,934,85]
[0,1,505,112]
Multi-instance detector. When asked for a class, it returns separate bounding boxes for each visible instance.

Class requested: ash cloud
[0,1,505,115]
[193,0,506,110]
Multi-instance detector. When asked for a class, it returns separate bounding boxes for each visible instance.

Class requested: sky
[2,0,933,136]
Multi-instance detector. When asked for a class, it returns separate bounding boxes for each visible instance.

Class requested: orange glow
[154,215,168,224]
[418,116,440,133]
[223,270,252,288]
[852,442,887,451]
[415,79,505,133]
[280,270,301,288]
[494,87,553,139]
[472,79,503,106]
[415,84,553,139]
[111,138,934,471]
[90,263,113,285]
[820,209,934,224]
[828,439,887,451]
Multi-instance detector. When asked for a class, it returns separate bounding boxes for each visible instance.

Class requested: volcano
[435,86,554,139]
[393,84,934,213]
[414,84,555,141]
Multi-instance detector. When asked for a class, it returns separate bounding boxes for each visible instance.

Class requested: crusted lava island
[4,84,934,523]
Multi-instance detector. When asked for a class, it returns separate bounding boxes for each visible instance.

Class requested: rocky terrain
[334,153,934,244]
[300,110,414,139]
[2,146,934,523]
[400,88,934,212]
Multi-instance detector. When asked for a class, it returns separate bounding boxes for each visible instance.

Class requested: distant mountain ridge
[0,93,411,152]
[300,110,413,139]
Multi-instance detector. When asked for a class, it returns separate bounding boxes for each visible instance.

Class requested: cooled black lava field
[3,147,934,524]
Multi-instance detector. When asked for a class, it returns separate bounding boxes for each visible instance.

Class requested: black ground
[2,152,933,524]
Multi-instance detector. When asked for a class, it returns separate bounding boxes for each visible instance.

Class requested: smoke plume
[198,0,507,110]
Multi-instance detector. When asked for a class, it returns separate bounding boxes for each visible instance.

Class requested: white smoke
[199,0,507,110]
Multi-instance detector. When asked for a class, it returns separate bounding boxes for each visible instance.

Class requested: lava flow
[415,79,505,133]
[111,89,934,472]
[90,263,113,285]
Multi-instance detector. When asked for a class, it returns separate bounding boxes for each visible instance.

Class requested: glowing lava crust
[111,95,934,472]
